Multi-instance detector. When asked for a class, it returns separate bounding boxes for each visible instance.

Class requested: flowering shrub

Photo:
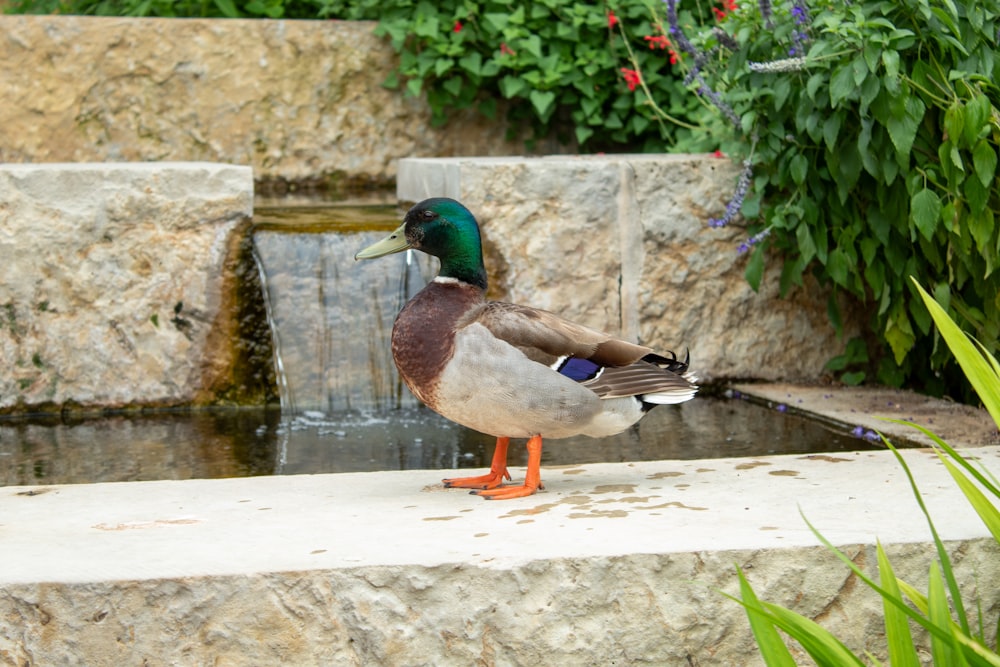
[663,0,1000,396]
[323,0,720,151]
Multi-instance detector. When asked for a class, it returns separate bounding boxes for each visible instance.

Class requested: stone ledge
[0,162,268,412]
[2,444,998,664]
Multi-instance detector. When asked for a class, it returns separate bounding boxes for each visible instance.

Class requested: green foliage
[325,0,719,150]
[683,0,1000,396]
[732,280,1000,666]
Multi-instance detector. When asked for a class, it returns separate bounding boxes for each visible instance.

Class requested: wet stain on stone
[474,533,489,538]
[500,503,558,518]
[92,518,200,531]
[647,471,684,479]
[569,509,629,519]
[760,526,780,531]
[640,501,708,511]
[799,455,852,463]
[695,468,715,473]
[735,461,771,470]
[310,549,327,554]
[517,519,535,524]
[560,468,587,475]
[422,516,460,521]
[769,470,800,477]
[590,484,637,494]
[595,496,656,505]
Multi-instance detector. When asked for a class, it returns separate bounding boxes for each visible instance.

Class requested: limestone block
[1,447,999,665]
[398,155,865,382]
[0,16,556,188]
[0,162,265,412]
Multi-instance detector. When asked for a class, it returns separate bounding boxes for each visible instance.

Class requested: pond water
[0,202,883,488]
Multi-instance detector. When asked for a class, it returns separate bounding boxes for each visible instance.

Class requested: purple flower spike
[851,425,864,438]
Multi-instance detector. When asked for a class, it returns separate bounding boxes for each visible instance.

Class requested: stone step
[3,419,998,664]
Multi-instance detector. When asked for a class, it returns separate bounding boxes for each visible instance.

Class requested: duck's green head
[355,198,487,290]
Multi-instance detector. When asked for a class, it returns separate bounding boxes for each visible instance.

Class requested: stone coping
[3,441,997,586]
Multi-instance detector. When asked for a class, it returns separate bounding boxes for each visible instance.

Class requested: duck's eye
[421,210,436,220]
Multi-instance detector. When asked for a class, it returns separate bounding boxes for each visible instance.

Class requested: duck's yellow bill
[354,222,410,260]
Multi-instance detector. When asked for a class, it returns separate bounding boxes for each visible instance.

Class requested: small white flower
[748,57,808,73]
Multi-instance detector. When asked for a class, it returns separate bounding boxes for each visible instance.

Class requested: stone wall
[0,15,558,192]
[399,155,867,383]
[0,163,273,413]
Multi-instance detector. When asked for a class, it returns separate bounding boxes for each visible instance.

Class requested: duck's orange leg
[443,437,512,490]
[474,435,544,500]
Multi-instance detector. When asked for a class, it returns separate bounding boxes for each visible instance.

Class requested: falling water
[251,211,436,414]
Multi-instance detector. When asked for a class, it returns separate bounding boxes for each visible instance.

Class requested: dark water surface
[0,397,880,487]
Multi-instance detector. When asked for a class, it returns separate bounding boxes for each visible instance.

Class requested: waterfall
[251,216,437,415]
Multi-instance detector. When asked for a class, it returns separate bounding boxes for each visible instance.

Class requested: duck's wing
[472,301,653,367]
[471,301,697,402]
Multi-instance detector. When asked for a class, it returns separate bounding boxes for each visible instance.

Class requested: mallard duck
[355,198,697,499]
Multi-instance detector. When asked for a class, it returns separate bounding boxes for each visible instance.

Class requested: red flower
[713,0,737,20]
[607,9,618,29]
[644,35,669,49]
[499,42,516,56]
[453,20,463,33]
[643,34,679,65]
[620,68,641,91]
[712,150,725,158]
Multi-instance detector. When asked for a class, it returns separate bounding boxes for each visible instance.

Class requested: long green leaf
[761,603,867,667]
[927,561,964,666]
[912,278,1000,426]
[735,568,798,667]
[880,438,972,635]
[798,509,950,642]
[877,541,920,667]
[897,579,1000,667]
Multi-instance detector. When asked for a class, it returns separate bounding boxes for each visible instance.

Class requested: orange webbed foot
[443,437,511,490]
[472,435,543,501]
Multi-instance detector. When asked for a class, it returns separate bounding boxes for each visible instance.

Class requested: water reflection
[0,398,881,487]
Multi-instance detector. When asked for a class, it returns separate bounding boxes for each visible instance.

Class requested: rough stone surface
[398,155,867,382]
[0,162,267,412]
[0,16,558,189]
[1,446,998,665]
[734,382,1000,449]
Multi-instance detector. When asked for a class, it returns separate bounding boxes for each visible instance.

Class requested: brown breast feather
[391,280,486,408]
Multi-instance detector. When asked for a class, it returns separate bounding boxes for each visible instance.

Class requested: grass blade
[735,567,798,667]
[912,278,1000,425]
[877,541,920,667]
[761,603,866,667]
[927,560,966,666]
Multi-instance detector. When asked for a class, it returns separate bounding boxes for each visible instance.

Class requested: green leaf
[745,245,765,292]
[789,154,809,186]
[823,115,842,153]
[927,562,957,666]
[912,279,1000,425]
[498,75,527,99]
[458,52,481,76]
[886,95,925,158]
[830,64,855,107]
[529,89,556,119]
[910,188,942,241]
[876,542,920,667]
[735,568,798,667]
[885,304,915,364]
[212,0,240,18]
[972,140,998,188]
